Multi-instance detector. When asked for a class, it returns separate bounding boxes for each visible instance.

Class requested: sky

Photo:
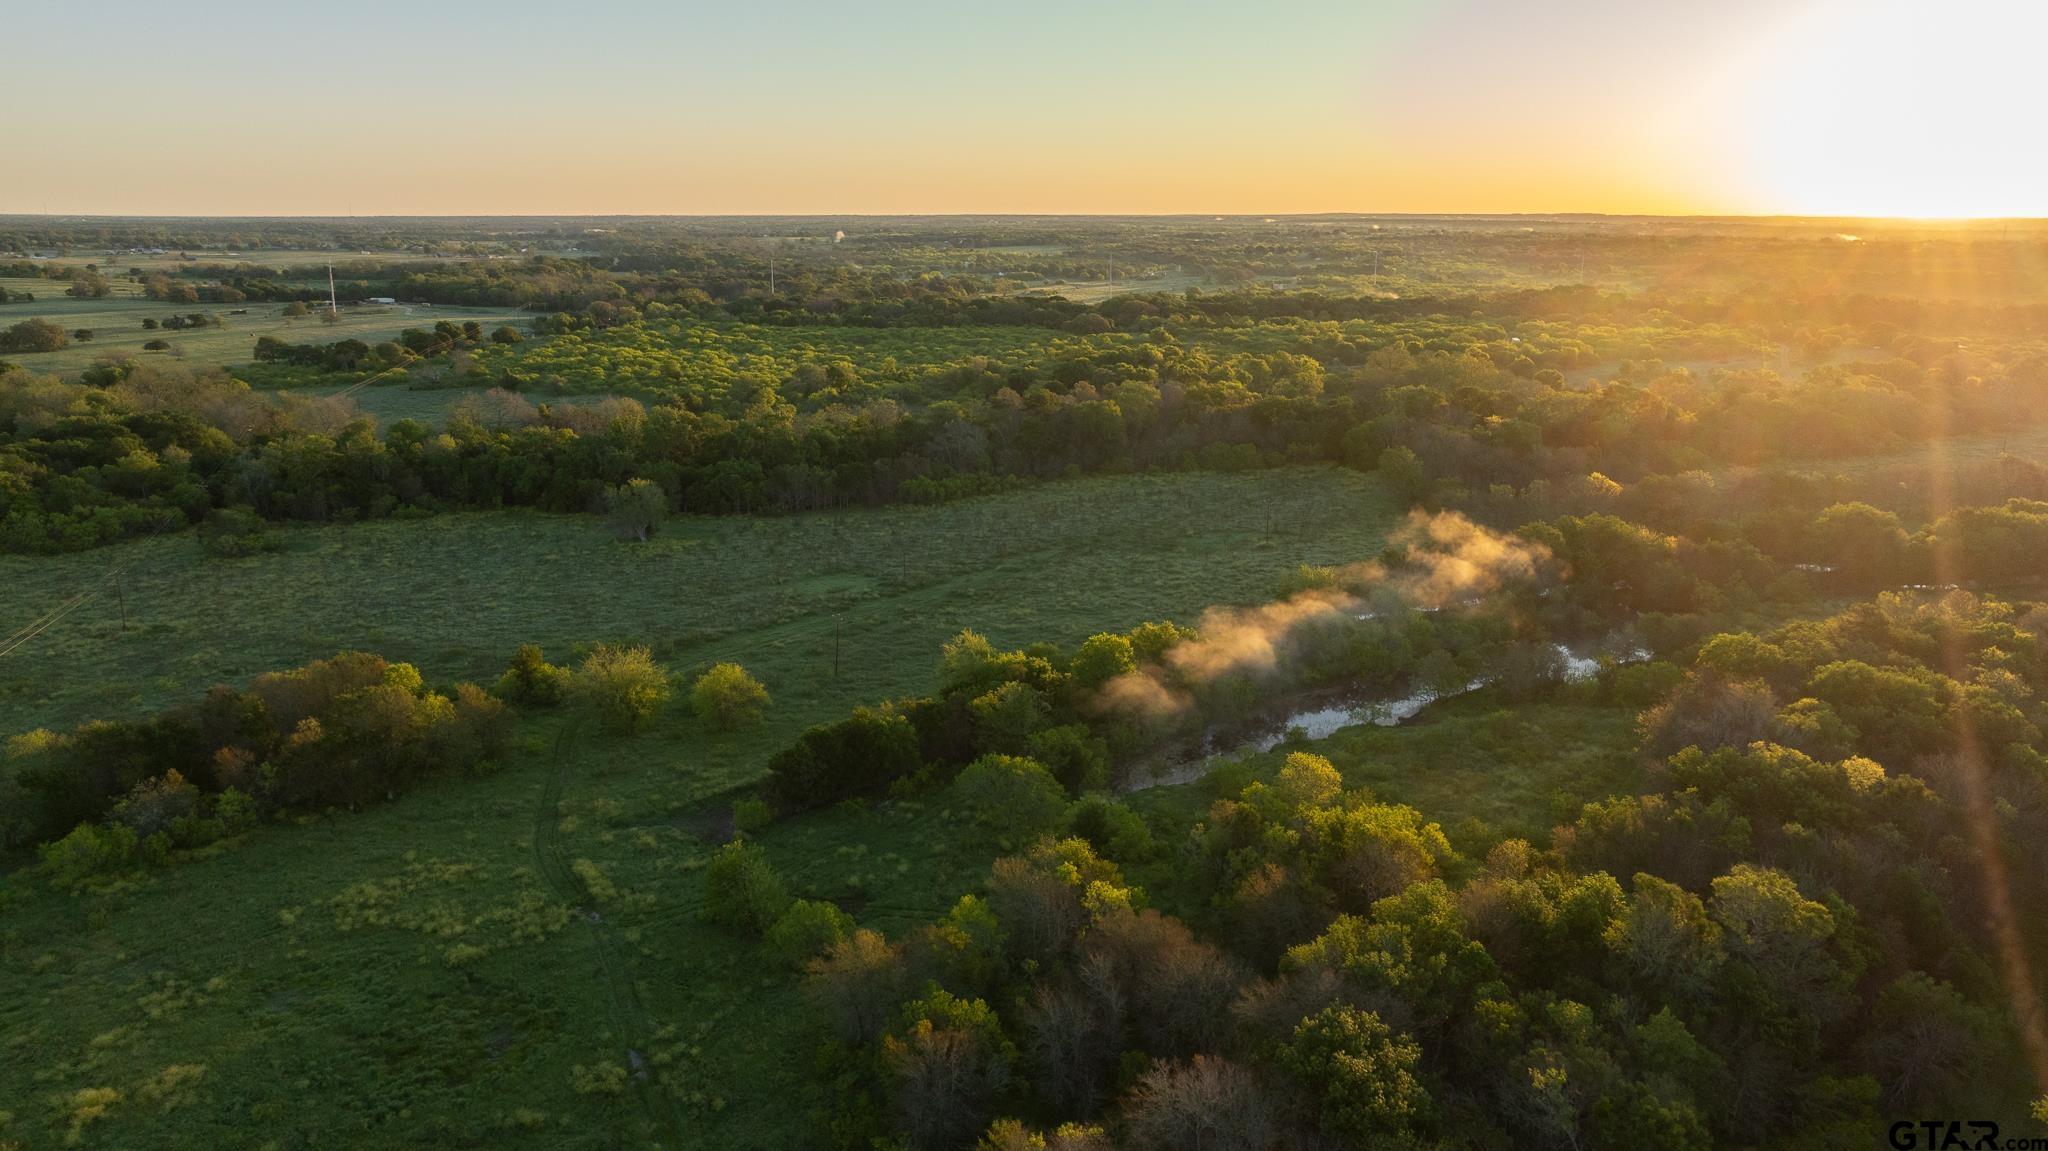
[2,0,2041,218]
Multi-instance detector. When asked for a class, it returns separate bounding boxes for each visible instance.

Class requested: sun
[1717,0,2048,218]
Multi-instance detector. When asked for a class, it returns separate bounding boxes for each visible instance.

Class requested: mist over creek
[1120,636,1650,792]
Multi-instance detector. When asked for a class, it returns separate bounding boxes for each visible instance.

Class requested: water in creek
[1121,640,1647,793]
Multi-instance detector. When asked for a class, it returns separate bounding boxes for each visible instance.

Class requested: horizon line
[3,210,2046,225]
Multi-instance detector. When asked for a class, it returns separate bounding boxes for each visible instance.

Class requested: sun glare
[1721,0,2047,218]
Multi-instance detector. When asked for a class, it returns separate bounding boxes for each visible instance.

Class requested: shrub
[702,839,789,935]
[955,755,1069,845]
[0,317,67,353]
[1063,795,1156,862]
[495,644,570,707]
[733,797,774,834]
[197,507,283,558]
[766,707,922,810]
[606,478,667,542]
[574,644,671,733]
[39,822,139,891]
[691,662,770,730]
[1028,724,1109,793]
[763,898,854,968]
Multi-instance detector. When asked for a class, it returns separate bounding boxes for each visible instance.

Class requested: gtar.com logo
[1887,1120,2043,1150]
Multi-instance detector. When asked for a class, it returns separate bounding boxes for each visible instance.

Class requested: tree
[763,898,853,968]
[1378,445,1428,502]
[1809,502,1914,583]
[1863,973,1993,1108]
[606,478,666,542]
[1122,1056,1276,1151]
[0,318,67,353]
[1274,750,1343,810]
[691,662,770,730]
[1709,864,1849,1012]
[955,755,1068,845]
[573,644,671,733]
[882,989,1015,1150]
[72,329,94,343]
[495,644,568,706]
[490,324,524,344]
[282,301,309,318]
[702,838,789,935]
[1604,872,1724,1000]
[1069,633,1136,692]
[806,928,906,1043]
[66,270,111,298]
[1278,1006,1431,1146]
[1640,671,1778,757]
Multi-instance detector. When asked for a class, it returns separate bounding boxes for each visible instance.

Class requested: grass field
[0,468,1424,1148]
[1134,691,1640,845]
[0,284,525,375]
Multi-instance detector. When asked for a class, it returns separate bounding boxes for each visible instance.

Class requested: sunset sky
[4,0,2039,218]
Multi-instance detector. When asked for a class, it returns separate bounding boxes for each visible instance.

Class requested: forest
[3,214,2047,1150]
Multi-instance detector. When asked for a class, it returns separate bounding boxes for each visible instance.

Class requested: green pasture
[0,468,1431,1148]
[0,287,525,375]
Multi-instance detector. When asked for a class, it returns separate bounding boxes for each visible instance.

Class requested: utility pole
[115,572,127,632]
[327,263,338,316]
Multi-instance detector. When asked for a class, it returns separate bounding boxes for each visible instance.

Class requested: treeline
[252,320,497,372]
[11,297,2047,555]
[725,583,2048,1147]
[2,652,509,888]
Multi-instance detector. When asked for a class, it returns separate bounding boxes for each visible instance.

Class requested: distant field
[0,288,527,374]
[12,249,480,274]
[0,466,1399,741]
[0,468,1408,1149]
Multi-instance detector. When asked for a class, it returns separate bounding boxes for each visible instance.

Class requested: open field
[0,467,1399,735]
[0,286,526,374]
[0,468,1416,1148]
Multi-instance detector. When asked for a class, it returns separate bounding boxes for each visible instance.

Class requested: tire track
[532,719,685,1146]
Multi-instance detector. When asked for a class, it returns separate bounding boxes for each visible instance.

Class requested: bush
[1063,795,1156,862]
[766,707,922,810]
[0,317,67,353]
[692,662,770,730]
[607,478,666,542]
[574,644,671,733]
[702,839,790,935]
[955,755,1069,845]
[495,644,569,707]
[1028,724,1110,793]
[39,822,139,891]
[197,507,283,558]
[733,797,774,835]
[763,898,854,967]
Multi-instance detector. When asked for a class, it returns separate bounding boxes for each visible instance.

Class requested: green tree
[763,898,853,968]
[495,644,569,707]
[1378,445,1428,502]
[1279,1006,1431,1146]
[573,644,671,733]
[0,318,68,353]
[956,755,1069,845]
[1068,632,1136,692]
[691,662,770,730]
[702,838,790,935]
[606,478,666,542]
